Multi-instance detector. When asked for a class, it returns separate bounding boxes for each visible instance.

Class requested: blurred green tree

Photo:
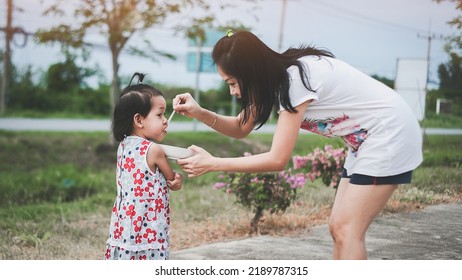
[434,0,462,115]
[36,0,210,123]
[434,0,462,55]
[34,0,255,141]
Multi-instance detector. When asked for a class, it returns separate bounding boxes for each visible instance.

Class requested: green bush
[0,165,113,207]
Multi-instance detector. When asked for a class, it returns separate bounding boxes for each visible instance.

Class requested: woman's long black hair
[111,73,164,141]
[212,31,334,129]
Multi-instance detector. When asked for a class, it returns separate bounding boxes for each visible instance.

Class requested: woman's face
[218,66,241,99]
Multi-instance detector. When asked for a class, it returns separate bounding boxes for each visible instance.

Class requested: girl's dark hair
[212,30,334,129]
[111,73,164,141]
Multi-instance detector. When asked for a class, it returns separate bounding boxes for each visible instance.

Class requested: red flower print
[134,186,144,197]
[143,228,157,243]
[125,204,136,218]
[139,255,147,260]
[133,216,143,232]
[133,169,145,185]
[140,140,150,155]
[123,157,135,172]
[157,184,167,196]
[117,155,123,170]
[145,182,155,197]
[158,238,165,244]
[140,145,148,155]
[105,248,111,259]
[113,226,124,239]
[135,234,143,244]
[145,207,157,222]
[154,198,165,213]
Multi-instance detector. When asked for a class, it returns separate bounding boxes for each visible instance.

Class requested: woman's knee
[328,215,347,242]
[329,214,366,243]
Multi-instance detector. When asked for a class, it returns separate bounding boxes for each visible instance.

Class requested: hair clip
[128,72,146,86]
[226,29,234,37]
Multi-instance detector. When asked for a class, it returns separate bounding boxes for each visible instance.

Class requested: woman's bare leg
[329,178,350,259]
[329,180,397,259]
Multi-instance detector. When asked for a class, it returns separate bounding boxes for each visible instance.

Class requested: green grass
[420,112,462,129]
[421,135,462,167]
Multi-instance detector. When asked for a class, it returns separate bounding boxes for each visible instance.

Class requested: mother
[172,30,422,259]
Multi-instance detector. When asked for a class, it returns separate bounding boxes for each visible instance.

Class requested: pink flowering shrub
[292,145,347,188]
[214,146,347,231]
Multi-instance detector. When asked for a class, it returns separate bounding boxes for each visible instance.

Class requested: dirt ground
[3,198,453,260]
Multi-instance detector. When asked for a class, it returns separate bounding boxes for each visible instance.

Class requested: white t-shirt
[280,56,423,177]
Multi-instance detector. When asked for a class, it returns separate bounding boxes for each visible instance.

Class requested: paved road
[171,203,462,260]
[1,117,462,135]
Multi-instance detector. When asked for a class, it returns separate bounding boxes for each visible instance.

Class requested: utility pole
[193,36,202,131]
[417,20,443,142]
[270,0,288,122]
[417,21,443,92]
[277,0,288,52]
[1,0,27,115]
[1,0,13,115]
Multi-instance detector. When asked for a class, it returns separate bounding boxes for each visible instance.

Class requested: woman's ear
[133,113,143,128]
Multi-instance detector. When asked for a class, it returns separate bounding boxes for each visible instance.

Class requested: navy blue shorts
[341,169,413,185]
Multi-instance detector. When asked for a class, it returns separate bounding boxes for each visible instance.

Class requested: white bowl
[160,144,194,160]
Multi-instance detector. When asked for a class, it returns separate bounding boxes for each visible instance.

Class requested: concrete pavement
[170,203,462,260]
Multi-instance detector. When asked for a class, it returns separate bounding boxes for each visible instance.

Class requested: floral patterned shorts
[105,245,169,260]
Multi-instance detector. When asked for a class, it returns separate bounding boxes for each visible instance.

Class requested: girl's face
[218,66,241,99]
[137,96,168,142]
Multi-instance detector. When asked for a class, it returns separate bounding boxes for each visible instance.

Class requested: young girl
[105,73,183,260]
[173,31,423,259]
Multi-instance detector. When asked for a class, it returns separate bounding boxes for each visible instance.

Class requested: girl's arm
[177,100,310,177]
[147,143,176,182]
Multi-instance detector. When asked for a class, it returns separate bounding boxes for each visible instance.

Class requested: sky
[2,0,460,90]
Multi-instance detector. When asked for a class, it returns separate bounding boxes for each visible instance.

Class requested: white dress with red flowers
[105,136,170,260]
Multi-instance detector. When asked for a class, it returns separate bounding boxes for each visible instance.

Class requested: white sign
[394,58,428,121]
